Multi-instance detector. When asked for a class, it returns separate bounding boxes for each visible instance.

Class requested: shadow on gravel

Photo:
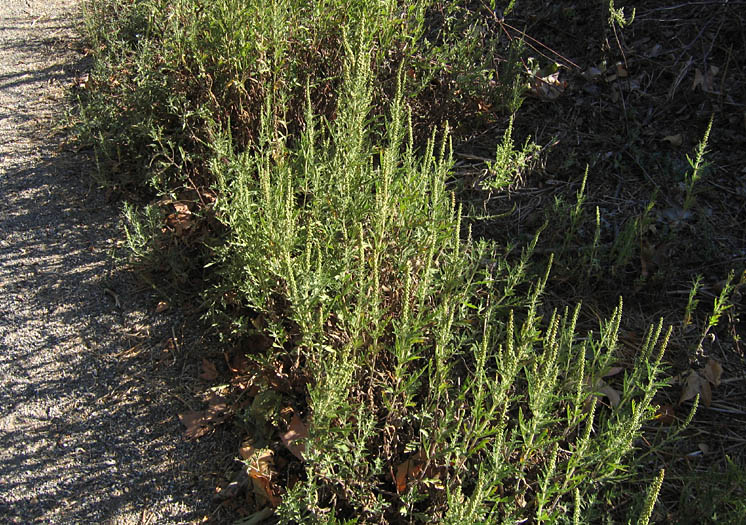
[0,152,238,524]
[0,9,236,524]
[0,149,237,524]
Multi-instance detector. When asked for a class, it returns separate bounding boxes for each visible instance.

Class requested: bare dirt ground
[0,1,235,522]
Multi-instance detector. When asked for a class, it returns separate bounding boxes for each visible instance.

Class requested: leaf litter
[279,411,308,461]
[178,393,231,439]
[678,358,724,408]
[240,441,282,508]
[393,448,448,495]
[199,358,218,381]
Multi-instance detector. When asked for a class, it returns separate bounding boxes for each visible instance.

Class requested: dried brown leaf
[166,211,193,236]
[701,358,723,386]
[179,410,211,439]
[679,370,701,405]
[206,394,229,417]
[244,448,281,508]
[239,439,255,461]
[692,66,719,92]
[701,379,712,407]
[243,446,274,477]
[597,379,621,408]
[679,370,712,407]
[395,450,427,494]
[603,366,625,378]
[173,202,191,214]
[530,71,566,100]
[280,412,308,461]
[199,358,218,381]
[250,474,281,508]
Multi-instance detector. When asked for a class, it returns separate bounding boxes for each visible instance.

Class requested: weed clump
[74,0,695,522]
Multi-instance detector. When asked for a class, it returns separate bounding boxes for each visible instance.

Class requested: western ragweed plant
[77,0,683,522]
[209,22,673,522]
[484,114,540,191]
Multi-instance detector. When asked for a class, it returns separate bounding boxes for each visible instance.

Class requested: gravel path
[0,1,235,522]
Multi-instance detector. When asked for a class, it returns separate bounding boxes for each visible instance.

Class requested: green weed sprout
[683,115,714,211]
[485,115,539,191]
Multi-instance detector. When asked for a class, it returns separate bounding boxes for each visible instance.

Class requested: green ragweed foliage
[78,1,676,522]
[484,114,540,191]
[76,0,527,193]
[209,28,671,522]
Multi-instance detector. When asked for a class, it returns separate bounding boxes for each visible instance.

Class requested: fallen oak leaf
[178,394,231,440]
[242,448,282,508]
[584,376,621,409]
[679,370,712,407]
[679,370,701,404]
[394,450,427,494]
[179,410,212,439]
[701,358,723,386]
[280,412,308,461]
[206,393,229,420]
[603,366,625,378]
[199,358,218,381]
[596,379,621,409]
[165,209,194,236]
[173,201,191,214]
[166,211,192,227]
[529,71,567,100]
[242,444,275,476]
[250,473,282,508]
[692,65,719,92]
[239,438,255,461]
